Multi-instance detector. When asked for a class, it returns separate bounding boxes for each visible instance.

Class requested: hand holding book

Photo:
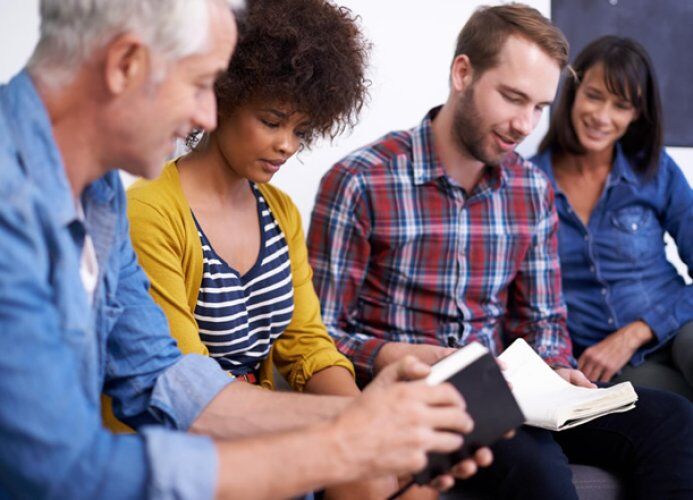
[411,342,525,486]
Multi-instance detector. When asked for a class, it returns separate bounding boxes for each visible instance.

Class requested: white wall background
[1,0,689,280]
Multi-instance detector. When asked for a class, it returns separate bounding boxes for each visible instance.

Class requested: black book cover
[413,349,525,484]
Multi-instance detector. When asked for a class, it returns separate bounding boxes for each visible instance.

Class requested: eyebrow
[259,108,289,119]
[499,84,553,107]
[583,84,604,93]
[584,84,633,103]
[259,108,312,128]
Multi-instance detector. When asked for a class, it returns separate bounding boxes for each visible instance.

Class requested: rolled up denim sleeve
[148,354,234,430]
[142,427,219,500]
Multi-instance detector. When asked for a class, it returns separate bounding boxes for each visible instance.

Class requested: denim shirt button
[589,266,595,273]
[601,288,607,295]
[631,223,638,231]
[608,317,614,325]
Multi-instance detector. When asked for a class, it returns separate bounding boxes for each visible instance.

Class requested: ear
[103,33,150,95]
[450,54,474,92]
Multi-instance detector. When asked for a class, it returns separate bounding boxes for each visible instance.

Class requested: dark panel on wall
[552,0,693,147]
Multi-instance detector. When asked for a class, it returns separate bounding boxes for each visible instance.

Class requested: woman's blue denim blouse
[531,145,692,366]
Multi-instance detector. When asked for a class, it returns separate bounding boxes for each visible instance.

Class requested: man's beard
[451,85,506,167]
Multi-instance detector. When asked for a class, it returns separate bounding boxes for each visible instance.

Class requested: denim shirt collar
[610,142,639,186]
[533,142,638,195]
[411,106,508,191]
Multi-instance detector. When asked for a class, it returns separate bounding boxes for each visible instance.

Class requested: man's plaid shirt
[308,108,575,383]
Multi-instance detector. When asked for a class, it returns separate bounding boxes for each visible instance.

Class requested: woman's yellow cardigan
[103,162,354,430]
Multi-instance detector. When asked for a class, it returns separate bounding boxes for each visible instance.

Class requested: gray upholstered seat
[441,464,624,499]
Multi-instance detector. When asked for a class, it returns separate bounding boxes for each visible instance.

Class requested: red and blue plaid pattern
[308,108,575,382]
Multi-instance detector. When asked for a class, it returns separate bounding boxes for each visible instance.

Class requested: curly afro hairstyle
[215,0,370,146]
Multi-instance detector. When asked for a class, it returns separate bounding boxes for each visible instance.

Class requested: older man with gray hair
[0,1,489,498]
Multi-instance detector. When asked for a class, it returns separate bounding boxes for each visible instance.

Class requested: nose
[193,89,218,133]
[591,102,610,125]
[275,129,300,157]
[511,106,534,138]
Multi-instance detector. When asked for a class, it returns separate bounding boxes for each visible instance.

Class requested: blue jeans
[454,386,693,499]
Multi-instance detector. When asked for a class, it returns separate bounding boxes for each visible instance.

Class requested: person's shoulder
[126,161,182,213]
[656,150,689,183]
[504,151,553,191]
[0,129,36,215]
[528,148,553,176]
[502,153,556,220]
[0,103,24,194]
[331,129,414,179]
[0,155,52,256]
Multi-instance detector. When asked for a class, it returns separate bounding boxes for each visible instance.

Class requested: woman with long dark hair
[532,36,692,399]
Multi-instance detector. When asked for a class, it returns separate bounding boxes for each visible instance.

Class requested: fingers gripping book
[412,342,525,485]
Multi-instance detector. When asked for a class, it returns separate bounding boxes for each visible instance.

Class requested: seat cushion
[441,464,623,499]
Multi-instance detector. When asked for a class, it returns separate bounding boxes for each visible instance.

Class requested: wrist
[322,418,367,484]
[373,342,397,373]
[616,320,654,352]
[630,321,654,348]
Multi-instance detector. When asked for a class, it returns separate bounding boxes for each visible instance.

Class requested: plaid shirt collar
[411,106,509,194]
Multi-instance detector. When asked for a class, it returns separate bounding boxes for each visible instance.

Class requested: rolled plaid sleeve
[307,164,386,381]
[503,180,576,368]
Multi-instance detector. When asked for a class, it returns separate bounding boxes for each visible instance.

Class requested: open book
[498,338,638,431]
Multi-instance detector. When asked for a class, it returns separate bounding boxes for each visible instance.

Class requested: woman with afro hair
[123,0,414,498]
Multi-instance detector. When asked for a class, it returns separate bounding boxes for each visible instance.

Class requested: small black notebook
[413,342,525,485]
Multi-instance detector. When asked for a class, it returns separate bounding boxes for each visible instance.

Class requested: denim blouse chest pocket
[609,205,663,262]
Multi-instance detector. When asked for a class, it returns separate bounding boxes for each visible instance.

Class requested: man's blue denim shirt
[531,145,692,365]
[0,71,233,498]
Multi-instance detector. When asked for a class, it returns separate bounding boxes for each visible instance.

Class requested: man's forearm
[214,422,354,500]
[190,380,351,439]
[211,356,483,499]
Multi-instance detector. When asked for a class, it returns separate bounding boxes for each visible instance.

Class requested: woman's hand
[554,367,597,388]
[577,320,654,382]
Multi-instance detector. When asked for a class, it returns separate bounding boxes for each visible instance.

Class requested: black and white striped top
[193,184,294,376]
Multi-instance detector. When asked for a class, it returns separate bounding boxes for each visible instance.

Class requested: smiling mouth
[582,122,610,139]
[494,132,519,150]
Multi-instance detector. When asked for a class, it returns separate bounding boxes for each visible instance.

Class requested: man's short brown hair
[454,3,568,76]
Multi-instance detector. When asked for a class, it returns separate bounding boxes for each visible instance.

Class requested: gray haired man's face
[119,1,237,179]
